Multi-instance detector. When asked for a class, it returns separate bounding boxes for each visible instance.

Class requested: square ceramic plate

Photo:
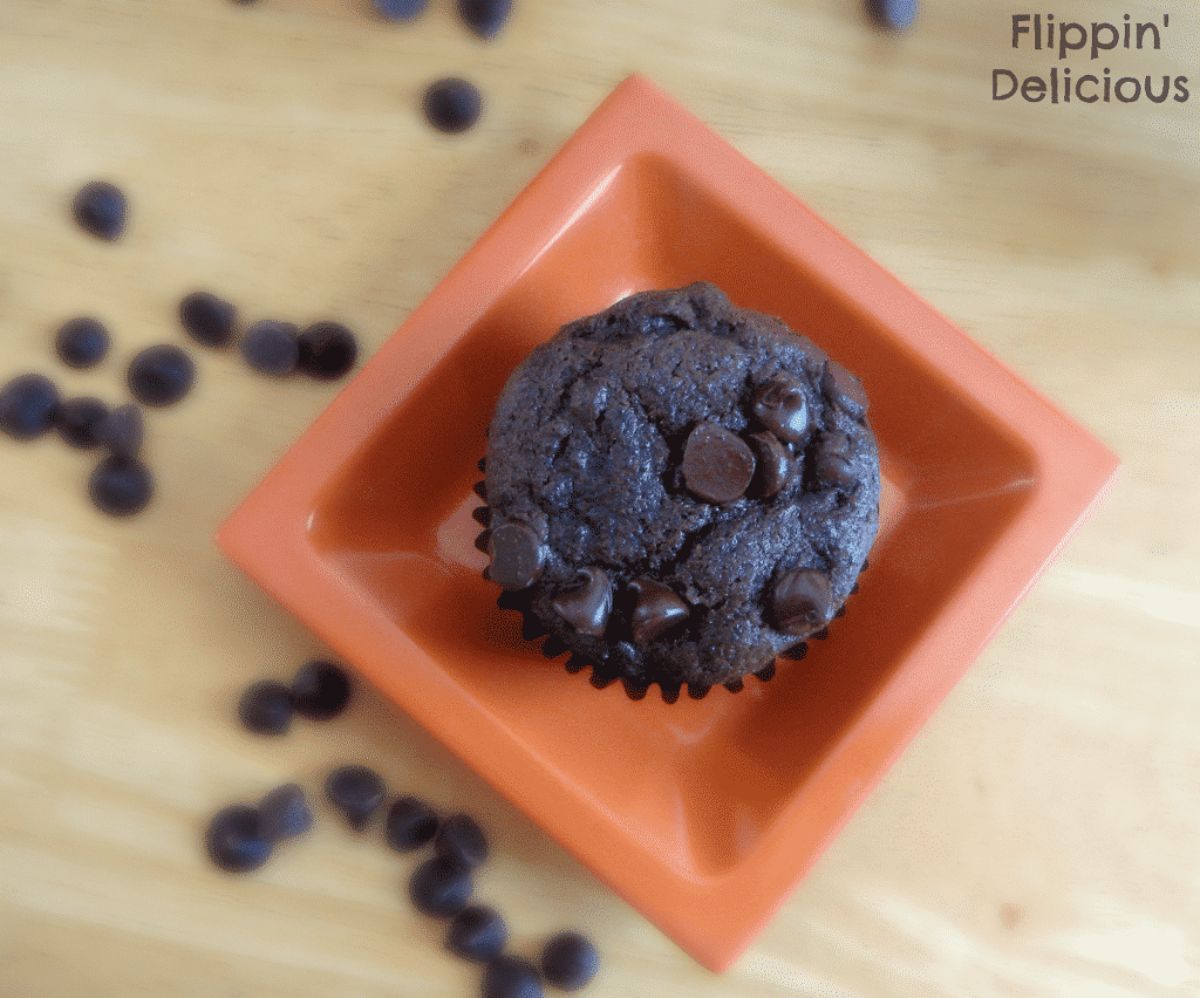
[218,75,1118,971]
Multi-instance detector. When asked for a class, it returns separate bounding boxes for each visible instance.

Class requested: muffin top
[483,282,879,695]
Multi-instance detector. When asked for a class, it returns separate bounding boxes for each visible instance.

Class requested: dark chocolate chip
[724,678,744,693]
[623,679,649,700]
[127,344,195,407]
[781,641,809,661]
[821,361,869,419]
[179,291,237,348]
[258,783,314,842]
[297,321,358,381]
[747,431,792,499]
[816,453,856,489]
[56,397,109,450]
[521,614,547,640]
[237,680,293,735]
[477,457,487,472]
[681,421,756,504]
[687,683,710,700]
[72,180,127,241]
[474,480,488,499]
[0,374,60,440]
[409,856,473,917]
[240,320,299,377]
[550,567,612,637]
[868,0,918,31]
[290,660,352,720]
[325,765,386,831]
[540,932,600,992]
[750,376,809,443]
[88,456,154,517]
[483,955,543,998]
[565,654,589,674]
[374,0,427,20]
[385,795,439,852]
[629,578,689,644]
[422,78,483,134]
[55,317,111,369]
[457,0,512,39]
[488,521,544,591]
[436,813,489,869]
[820,431,851,456]
[475,529,492,553]
[472,506,491,525]
[659,683,681,705]
[772,568,833,636]
[96,403,144,459]
[205,804,271,873]
[755,660,777,681]
[446,905,508,962]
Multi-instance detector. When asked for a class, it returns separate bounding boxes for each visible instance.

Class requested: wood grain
[1,1,1198,995]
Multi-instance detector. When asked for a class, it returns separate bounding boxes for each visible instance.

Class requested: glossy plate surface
[218,75,1118,971]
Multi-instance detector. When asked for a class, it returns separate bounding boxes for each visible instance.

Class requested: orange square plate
[218,76,1117,971]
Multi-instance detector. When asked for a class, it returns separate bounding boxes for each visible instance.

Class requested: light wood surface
[1,1,1198,995]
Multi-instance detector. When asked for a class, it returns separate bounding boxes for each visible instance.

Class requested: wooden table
[2,1,1197,994]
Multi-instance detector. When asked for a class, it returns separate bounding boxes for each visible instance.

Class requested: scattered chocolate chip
[457,0,512,38]
[56,397,109,450]
[483,955,543,998]
[385,795,440,852]
[179,291,237,348]
[477,456,487,472]
[237,680,294,735]
[815,453,855,489]
[747,431,792,499]
[522,614,547,640]
[754,660,777,681]
[820,361,869,419]
[681,421,756,504]
[772,568,833,636]
[659,683,682,704]
[258,783,314,842]
[687,683,710,700]
[410,856,474,917]
[724,678,744,693]
[0,374,60,440]
[127,344,195,407]
[550,567,612,637]
[540,932,600,992]
[88,456,154,517]
[820,431,851,456]
[240,320,299,377]
[472,508,491,528]
[422,78,483,134]
[374,0,427,20]
[435,814,489,869]
[750,376,809,443]
[325,765,386,831]
[205,804,271,873]
[72,180,127,241]
[780,641,808,661]
[96,403,144,459]
[55,317,111,369]
[290,660,352,720]
[868,0,918,31]
[297,321,358,380]
[474,480,488,499]
[447,905,509,962]
[474,529,492,553]
[623,679,649,700]
[488,521,544,590]
[629,578,689,644]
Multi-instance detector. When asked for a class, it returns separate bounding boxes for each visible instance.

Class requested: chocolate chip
[179,291,237,348]
[472,507,491,526]
[205,804,271,873]
[488,521,544,590]
[816,453,855,489]
[374,0,427,20]
[820,431,851,456]
[385,796,440,852]
[56,397,109,450]
[435,814,489,869]
[96,403,144,459]
[290,660,352,720]
[747,431,792,499]
[772,568,833,636]
[483,955,544,998]
[422,78,483,134]
[55,317,111,369]
[681,421,756,504]
[240,320,299,377]
[457,0,512,39]
[821,361,869,419]
[550,567,612,637]
[0,374,59,440]
[88,456,154,517]
[297,321,358,380]
[629,578,690,644]
[325,765,386,831]
[237,680,293,735]
[258,783,314,842]
[447,905,509,962]
[868,0,918,31]
[409,856,474,917]
[72,180,127,241]
[540,932,600,992]
[750,376,809,443]
[127,344,195,407]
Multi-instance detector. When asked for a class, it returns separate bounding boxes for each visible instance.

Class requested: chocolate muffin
[480,283,879,701]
